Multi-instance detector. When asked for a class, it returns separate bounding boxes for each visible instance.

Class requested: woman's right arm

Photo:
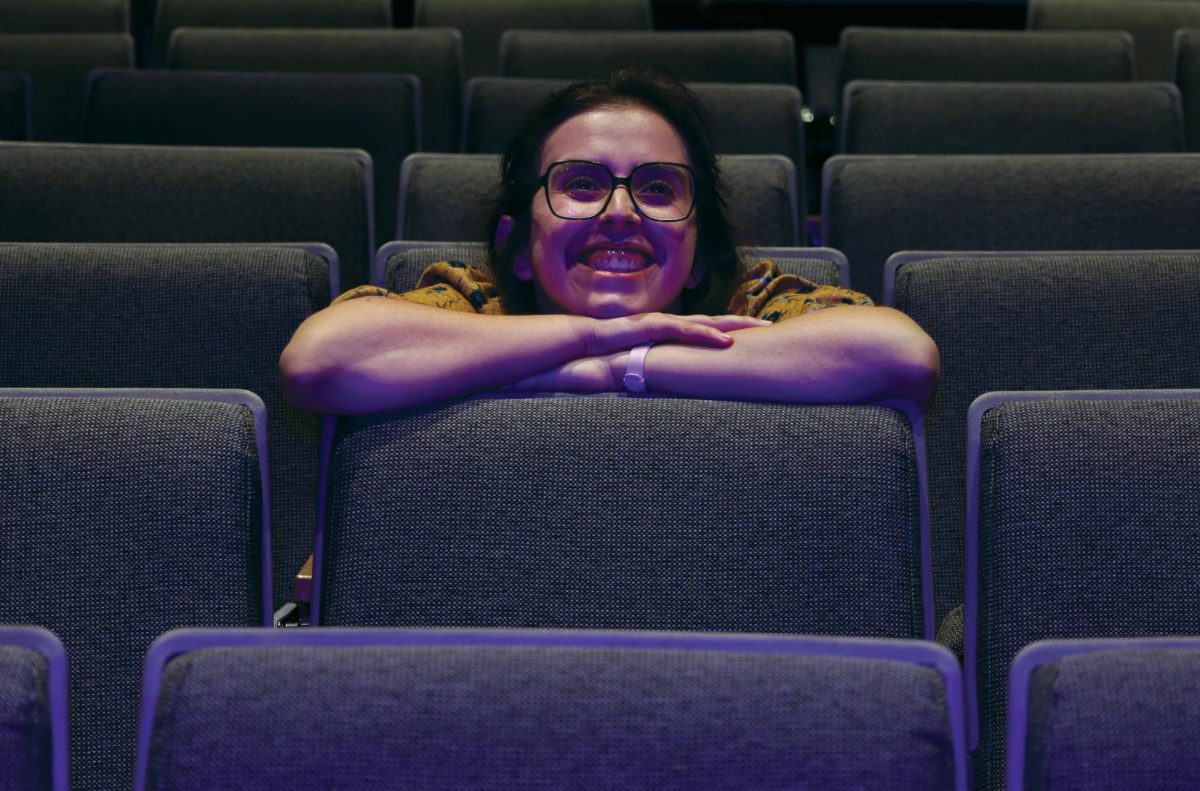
[279,296,761,414]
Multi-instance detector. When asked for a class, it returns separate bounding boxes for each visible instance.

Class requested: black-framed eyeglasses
[537,160,696,222]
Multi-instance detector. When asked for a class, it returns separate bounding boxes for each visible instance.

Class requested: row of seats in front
[5,239,1200,620]
[7,622,1199,791]
[5,387,1200,789]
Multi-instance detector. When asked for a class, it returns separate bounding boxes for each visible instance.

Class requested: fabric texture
[0,0,127,32]
[0,70,29,140]
[842,81,1184,155]
[465,79,805,179]
[891,253,1200,628]
[399,153,800,246]
[837,27,1133,103]
[167,28,463,151]
[0,143,371,288]
[416,0,649,80]
[0,244,329,610]
[975,399,1200,790]
[0,396,264,791]
[1030,0,1200,82]
[322,398,923,638]
[342,259,868,321]
[1025,649,1200,789]
[151,0,390,67]
[0,33,132,140]
[84,69,419,245]
[500,30,796,84]
[146,645,954,789]
[825,153,1200,301]
[1176,29,1200,151]
[0,646,51,791]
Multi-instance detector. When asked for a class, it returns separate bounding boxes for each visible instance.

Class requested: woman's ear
[495,214,533,281]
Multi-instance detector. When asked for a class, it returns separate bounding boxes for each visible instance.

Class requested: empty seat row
[6,387,1200,788]
[10,143,1200,296]
[0,625,968,791]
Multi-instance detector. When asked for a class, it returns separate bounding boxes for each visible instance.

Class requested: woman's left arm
[511,306,940,410]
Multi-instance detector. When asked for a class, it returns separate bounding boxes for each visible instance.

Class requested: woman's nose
[600,184,641,225]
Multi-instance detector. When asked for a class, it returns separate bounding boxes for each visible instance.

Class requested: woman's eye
[566,177,601,192]
[637,180,678,202]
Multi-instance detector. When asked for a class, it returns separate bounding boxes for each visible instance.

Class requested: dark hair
[486,67,744,315]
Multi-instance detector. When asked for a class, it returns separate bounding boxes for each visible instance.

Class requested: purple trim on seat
[0,626,68,791]
[1006,637,1200,791]
[963,389,1200,749]
[881,249,1200,307]
[0,387,275,626]
[136,626,968,791]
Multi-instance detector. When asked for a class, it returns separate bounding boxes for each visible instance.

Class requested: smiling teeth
[587,250,648,272]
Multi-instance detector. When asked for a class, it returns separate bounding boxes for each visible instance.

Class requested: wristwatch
[623,344,653,392]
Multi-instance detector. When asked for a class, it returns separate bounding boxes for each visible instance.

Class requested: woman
[281,69,939,414]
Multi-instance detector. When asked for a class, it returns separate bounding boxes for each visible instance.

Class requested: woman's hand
[582,312,771,356]
[512,314,771,393]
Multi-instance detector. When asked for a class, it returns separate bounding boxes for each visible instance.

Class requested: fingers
[684,314,774,332]
[587,313,768,355]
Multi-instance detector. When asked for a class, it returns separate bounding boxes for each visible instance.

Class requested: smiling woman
[279,68,940,415]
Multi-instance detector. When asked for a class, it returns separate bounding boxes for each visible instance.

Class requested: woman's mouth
[580,247,652,273]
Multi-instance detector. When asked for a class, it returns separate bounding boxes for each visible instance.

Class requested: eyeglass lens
[546,161,694,221]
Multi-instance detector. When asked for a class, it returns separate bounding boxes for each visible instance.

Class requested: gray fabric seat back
[0,142,372,288]
[1011,640,1200,790]
[888,251,1200,629]
[167,28,464,152]
[824,153,1200,301]
[1175,29,1200,150]
[841,81,1184,154]
[398,153,800,247]
[968,393,1200,789]
[0,244,331,611]
[0,33,132,140]
[415,0,650,80]
[84,69,419,247]
[374,241,845,293]
[500,30,797,84]
[837,27,1133,117]
[318,397,927,638]
[0,70,30,140]
[0,0,128,33]
[463,77,806,176]
[0,628,65,791]
[152,0,390,67]
[139,630,965,790]
[1029,0,1200,81]
[0,391,268,791]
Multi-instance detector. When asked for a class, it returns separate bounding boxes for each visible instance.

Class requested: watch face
[623,372,646,392]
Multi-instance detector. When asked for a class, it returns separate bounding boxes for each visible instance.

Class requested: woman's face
[506,104,700,318]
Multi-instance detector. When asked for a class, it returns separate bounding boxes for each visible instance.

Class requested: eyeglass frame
[536,160,698,223]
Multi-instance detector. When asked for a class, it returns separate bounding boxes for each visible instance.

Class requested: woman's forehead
[538,104,691,174]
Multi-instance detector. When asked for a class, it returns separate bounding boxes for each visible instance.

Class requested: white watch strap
[622,344,653,392]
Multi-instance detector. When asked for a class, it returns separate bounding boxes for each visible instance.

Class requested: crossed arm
[279,296,940,415]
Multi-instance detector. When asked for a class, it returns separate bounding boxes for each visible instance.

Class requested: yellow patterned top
[333,259,872,320]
